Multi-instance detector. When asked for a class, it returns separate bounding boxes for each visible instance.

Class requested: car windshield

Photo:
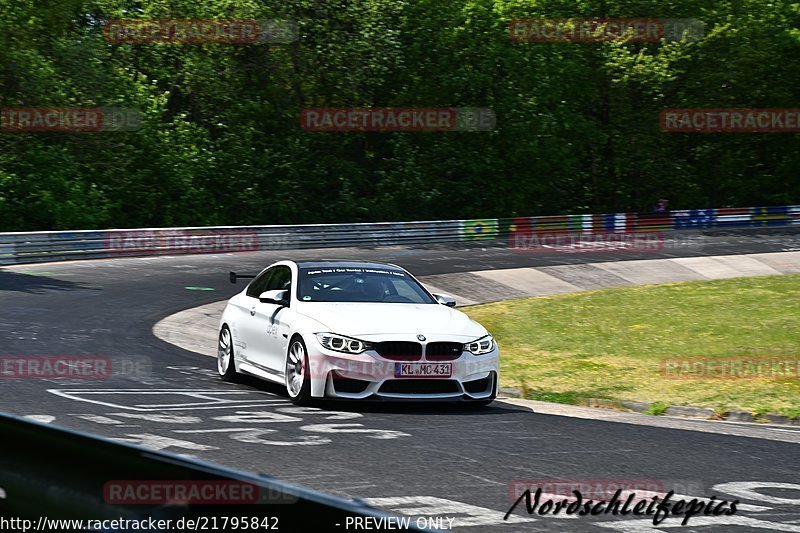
[297,266,436,304]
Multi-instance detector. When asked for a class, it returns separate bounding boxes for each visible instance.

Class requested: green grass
[464,274,800,418]
[644,401,670,416]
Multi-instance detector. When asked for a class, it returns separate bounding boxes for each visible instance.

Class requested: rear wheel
[286,337,311,405]
[217,326,239,382]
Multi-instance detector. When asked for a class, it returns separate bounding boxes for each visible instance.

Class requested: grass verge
[463,274,800,418]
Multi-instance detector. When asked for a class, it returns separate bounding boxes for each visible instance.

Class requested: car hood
[297,302,486,339]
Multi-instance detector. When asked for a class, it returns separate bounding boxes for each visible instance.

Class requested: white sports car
[217,260,499,405]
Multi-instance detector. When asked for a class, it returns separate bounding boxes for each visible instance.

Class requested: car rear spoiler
[230,271,257,284]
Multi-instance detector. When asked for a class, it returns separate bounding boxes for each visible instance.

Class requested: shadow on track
[0,269,92,294]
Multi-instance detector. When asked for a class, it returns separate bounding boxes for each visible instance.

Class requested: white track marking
[175,427,331,446]
[230,428,332,446]
[277,406,363,420]
[22,415,55,423]
[597,516,800,532]
[714,482,800,506]
[110,413,202,424]
[365,496,532,527]
[72,414,138,427]
[74,414,123,424]
[175,428,256,433]
[300,423,410,440]
[211,411,302,424]
[47,388,285,411]
[111,433,218,451]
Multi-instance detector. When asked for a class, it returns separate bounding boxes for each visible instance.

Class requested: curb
[497,389,800,426]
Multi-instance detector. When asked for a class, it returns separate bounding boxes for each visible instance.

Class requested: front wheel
[286,337,311,405]
[217,326,239,382]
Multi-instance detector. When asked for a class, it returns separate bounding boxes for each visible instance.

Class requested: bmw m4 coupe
[217,260,499,405]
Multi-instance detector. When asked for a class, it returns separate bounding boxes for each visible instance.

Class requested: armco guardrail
[0,205,798,266]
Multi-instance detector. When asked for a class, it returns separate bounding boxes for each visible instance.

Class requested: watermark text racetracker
[661,357,800,380]
[106,229,260,256]
[509,18,704,42]
[509,230,705,253]
[104,480,295,505]
[300,108,496,132]
[661,108,800,132]
[0,107,141,132]
[0,355,150,379]
[305,355,479,380]
[104,19,297,44]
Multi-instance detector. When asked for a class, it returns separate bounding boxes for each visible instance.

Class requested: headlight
[466,335,494,355]
[315,333,372,354]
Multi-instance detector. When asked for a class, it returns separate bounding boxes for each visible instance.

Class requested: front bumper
[306,343,500,401]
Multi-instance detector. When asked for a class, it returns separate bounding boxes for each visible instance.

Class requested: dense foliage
[1,0,798,230]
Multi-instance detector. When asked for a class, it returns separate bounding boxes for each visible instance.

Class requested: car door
[235,267,274,367]
[249,265,294,377]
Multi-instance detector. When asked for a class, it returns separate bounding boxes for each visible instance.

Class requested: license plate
[394,363,452,378]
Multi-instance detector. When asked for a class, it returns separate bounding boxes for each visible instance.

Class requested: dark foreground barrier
[0,413,425,532]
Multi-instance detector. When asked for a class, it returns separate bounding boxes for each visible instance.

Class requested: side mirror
[432,293,456,307]
[259,289,289,307]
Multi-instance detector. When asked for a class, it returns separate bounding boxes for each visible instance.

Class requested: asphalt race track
[2,228,800,532]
